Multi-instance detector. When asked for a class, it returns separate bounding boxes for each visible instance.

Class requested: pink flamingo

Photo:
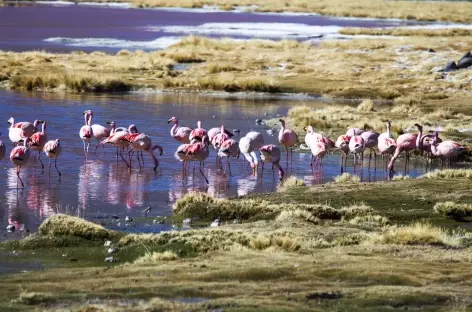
[189,121,208,144]
[123,133,163,171]
[278,119,298,163]
[309,141,327,175]
[10,138,31,188]
[208,126,233,144]
[211,125,231,150]
[29,120,47,169]
[259,144,284,180]
[181,135,210,184]
[335,135,350,173]
[102,123,137,164]
[7,117,35,146]
[168,116,192,143]
[346,128,364,137]
[175,143,193,177]
[378,121,397,168]
[84,110,111,154]
[0,132,6,161]
[239,131,264,174]
[218,139,240,175]
[430,132,465,168]
[360,130,379,168]
[79,110,93,159]
[43,139,62,177]
[349,135,366,168]
[414,124,442,168]
[387,130,418,174]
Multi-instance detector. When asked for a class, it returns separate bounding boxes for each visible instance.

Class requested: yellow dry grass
[340,27,472,37]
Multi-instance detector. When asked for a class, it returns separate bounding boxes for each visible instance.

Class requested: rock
[108,247,119,254]
[266,129,274,136]
[255,119,263,125]
[439,61,458,72]
[276,114,282,117]
[233,219,241,224]
[427,48,435,53]
[6,224,15,233]
[232,129,240,135]
[125,216,133,223]
[210,219,220,227]
[69,258,78,262]
[104,240,112,247]
[153,219,165,224]
[104,256,117,263]
[112,215,119,220]
[183,218,192,224]
[457,51,472,69]
[305,292,343,300]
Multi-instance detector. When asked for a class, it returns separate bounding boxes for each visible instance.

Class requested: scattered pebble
[153,219,165,224]
[108,247,119,254]
[212,115,216,119]
[276,114,282,117]
[62,253,68,257]
[104,256,117,263]
[232,129,240,135]
[266,129,274,136]
[183,218,192,224]
[210,219,220,227]
[104,240,112,247]
[112,215,119,220]
[255,119,263,125]
[233,219,241,224]
[125,216,133,223]
[6,224,15,233]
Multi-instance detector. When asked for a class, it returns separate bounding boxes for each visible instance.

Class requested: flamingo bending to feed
[259,144,284,180]
[124,133,163,171]
[10,138,31,188]
[43,139,62,176]
[168,116,192,143]
[278,119,298,163]
[218,139,240,175]
[29,120,47,169]
[7,117,35,146]
[349,135,366,168]
[309,141,327,174]
[335,135,350,173]
[79,110,93,159]
[0,132,5,161]
[175,143,193,177]
[430,132,465,168]
[360,130,379,168]
[180,135,210,184]
[414,123,442,166]
[102,123,137,164]
[239,131,264,174]
[387,130,418,174]
[83,110,111,153]
[189,121,208,143]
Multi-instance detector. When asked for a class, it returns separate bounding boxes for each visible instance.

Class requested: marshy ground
[2,170,472,311]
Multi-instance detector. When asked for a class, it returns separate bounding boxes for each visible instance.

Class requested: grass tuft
[333,173,361,184]
[373,223,458,247]
[392,174,410,181]
[276,209,319,224]
[134,251,179,264]
[420,169,472,179]
[349,215,390,227]
[39,214,114,241]
[278,176,305,192]
[357,99,374,112]
[249,236,301,252]
[13,292,55,305]
[341,203,375,219]
[433,201,472,221]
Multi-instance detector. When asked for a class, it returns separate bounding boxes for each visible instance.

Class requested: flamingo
[278,119,298,163]
[7,117,35,146]
[346,127,364,137]
[168,116,192,144]
[387,130,418,174]
[414,123,442,168]
[0,132,6,161]
[259,145,284,180]
[378,121,397,168]
[212,125,230,150]
[335,134,350,173]
[430,132,465,168]
[29,120,47,169]
[360,130,379,168]
[208,126,233,144]
[85,110,111,153]
[10,138,31,188]
[180,135,210,184]
[43,139,62,177]
[309,141,327,174]
[189,121,208,144]
[349,135,366,168]
[218,139,240,175]
[124,133,163,171]
[239,131,264,174]
[175,143,193,177]
[79,110,93,159]
[102,122,136,164]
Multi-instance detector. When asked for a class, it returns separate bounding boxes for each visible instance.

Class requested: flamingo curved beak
[106,121,112,125]
[82,111,87,115]
[167,119,172,124]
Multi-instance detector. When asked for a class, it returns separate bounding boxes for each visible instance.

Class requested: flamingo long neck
[9,118,14,130]
[110,122,116,135]
[387,145,402,170]
[87,113,93,126]
[170,123,178,137]
[41,122,47,134]
[197,121,202,129]
[148,149,159,169]
[416,127,423,150]
[386,122,391,138]
[84,114,88,126]
[221,125,225,134]
[430,138,440,156]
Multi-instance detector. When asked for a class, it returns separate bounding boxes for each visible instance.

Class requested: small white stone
[104,240,112,247]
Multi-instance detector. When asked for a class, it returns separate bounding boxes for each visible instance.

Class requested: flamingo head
[55,139,60,145]
[168,116,178,124]
[259,145,274,153]
[83,110,93,117]
[129,124,138,134]
[106,121,115,126]
[7,117,13,125]
[33,119,44,128]
[414,123,422,131]
[279,119,285,126]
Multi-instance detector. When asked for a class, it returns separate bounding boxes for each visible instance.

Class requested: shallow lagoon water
[0,90,444,235]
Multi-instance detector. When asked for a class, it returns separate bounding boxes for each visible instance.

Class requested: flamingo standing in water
[259,144,284,180]
[189,121,208,143]
[239,131,264,174]
[84,110,111,153]
[430,132,465,168]
[0,132,6,161]
[349,135,366,169]
[309,141,327,175]
[29,120,47,169]
[7,117,35,146]
[43,139,62,177]
[335,134,350,173]
[218,139,240,175]
[387,130,418,174]
[414,123,442,168]
[360,130,379,169]
[178,135,210,184]
[378,121,397,168]
[278,119,298,163]
[168,116,192,143]
[102,123,137,164]
[10,138,31,188]
[124,133,163,171]
[79,111,93,159]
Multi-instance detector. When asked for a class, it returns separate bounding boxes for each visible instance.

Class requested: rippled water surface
[0,90,444,234]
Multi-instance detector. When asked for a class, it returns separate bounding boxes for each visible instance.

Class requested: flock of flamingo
[0,110,466,188]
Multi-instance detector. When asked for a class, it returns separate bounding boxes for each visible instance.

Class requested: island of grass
[2,170,472,311]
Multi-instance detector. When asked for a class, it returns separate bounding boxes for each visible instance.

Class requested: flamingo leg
[227,158,232,176]
[55,159,61,177]
[38,152,44,170]
[260,162,264,179]
[94,139,100,154]
[199,162,209,184]
[17,166,24,188]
